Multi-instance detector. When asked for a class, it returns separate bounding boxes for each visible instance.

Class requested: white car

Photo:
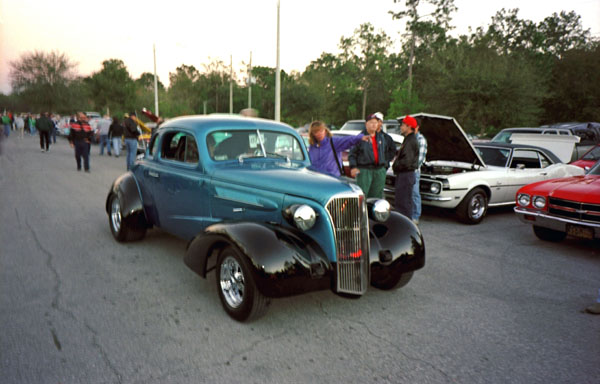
[384,113,585,224]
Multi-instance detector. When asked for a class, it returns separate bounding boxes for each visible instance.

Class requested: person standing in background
[15,114,25,139]
[68,112,93,172]
[348,112,390,198]
[97,115,112,156]
[308,120,367,178]
[35,112,52,152]
[123,111,140,170]
[392,115,419,218]
[109,116,124,158]
[412,120,427,224]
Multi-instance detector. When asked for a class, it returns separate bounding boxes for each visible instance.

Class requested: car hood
[210,161,355,205]
[528,175,600,204]
[406,113,485,166]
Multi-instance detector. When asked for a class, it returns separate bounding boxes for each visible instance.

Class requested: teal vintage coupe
[106,115,425,321]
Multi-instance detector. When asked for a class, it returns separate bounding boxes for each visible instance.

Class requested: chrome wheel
[468,194,486,220]
[110,196,122,233]
[219,255,245,308]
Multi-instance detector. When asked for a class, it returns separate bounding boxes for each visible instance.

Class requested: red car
[514,160,600,241]
[570,144,600,170]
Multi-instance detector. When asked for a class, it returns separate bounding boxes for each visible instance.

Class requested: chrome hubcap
[469,194,485,220]
[110,197,122,233]
[220,256,245,308]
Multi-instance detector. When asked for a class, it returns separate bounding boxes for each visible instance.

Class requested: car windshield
[491,131,513,143]
[340,121,365,131]
[589,161,600,175]
[476,146,510,167]
[209,129,305,161]
[582,146,600,161]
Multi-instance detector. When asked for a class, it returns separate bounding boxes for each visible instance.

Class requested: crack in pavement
[26,219,123,383]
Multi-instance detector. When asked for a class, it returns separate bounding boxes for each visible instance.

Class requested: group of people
[67,112,141,172]
[1,111,60,143]
[307,112,427,225]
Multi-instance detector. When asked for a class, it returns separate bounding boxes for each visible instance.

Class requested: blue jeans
[99,134,111,155]
[112,137,121,157]
[3,124,10,137]
[74,140,90,171]
[125,138,138,170]
[412,171,421,221]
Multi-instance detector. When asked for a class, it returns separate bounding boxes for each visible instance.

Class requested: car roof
[475,142,562,163]
[158,114,295,133]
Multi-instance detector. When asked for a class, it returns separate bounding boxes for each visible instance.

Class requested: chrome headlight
[289,204,316,231]
[430,183,441,194]
[371,199,391,222]
[517,193,530,207]
[532,195,547,209]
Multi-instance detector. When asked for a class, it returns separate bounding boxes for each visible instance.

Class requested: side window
[160,131,198,164]
[511,150,541,168]
[539,151,552,168]
[148,134,158,157]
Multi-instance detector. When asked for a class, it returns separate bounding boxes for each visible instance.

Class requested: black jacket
[123,117,139,139]
[348,130,388,169]
[68,119,93,142]
[108,122,124,138]
[392,132,418,173]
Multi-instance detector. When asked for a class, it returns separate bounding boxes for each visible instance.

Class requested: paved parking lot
[1,135,599,383]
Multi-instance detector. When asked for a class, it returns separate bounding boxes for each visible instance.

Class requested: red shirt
[371,135,379,164]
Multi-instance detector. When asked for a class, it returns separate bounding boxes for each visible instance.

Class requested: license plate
[566,224,594,240]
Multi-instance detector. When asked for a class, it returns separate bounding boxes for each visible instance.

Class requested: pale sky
[1,0,599,95]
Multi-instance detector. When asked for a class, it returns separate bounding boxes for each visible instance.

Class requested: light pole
[229,55,233,114]
[275,0,281,121]
[248,51,252,109]
[153,43,159,117]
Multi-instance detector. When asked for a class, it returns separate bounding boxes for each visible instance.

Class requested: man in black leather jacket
[392,115,419,218]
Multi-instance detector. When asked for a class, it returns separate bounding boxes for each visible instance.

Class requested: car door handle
[540,172,548,176]
[148,171,159,178]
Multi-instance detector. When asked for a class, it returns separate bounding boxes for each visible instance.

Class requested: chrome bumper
[514,207,600,238]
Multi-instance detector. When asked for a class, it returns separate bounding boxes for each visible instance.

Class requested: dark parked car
[106,115,425,321]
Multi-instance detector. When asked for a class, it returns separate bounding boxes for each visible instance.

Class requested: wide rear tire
[216,245,270,322]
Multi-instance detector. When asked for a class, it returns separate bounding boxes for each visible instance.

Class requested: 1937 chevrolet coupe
[106,115,425,321]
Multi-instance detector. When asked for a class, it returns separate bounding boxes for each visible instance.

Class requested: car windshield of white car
[209,130,305,162]
[476,147,510,167]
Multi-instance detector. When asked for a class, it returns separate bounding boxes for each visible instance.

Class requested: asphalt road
[1,135,599,384]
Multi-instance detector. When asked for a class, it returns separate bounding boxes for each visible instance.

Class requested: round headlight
[430,183,440,194]
[371,199,391,222]
[292,204,316,231]
[532,195,547,209]
[517,193,531,207]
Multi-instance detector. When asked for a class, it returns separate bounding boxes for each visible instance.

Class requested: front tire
[456,187,487,224]
[371,271,414,290]
[533,226,567,242]
[216,245,270,322]
[108,194,146,242]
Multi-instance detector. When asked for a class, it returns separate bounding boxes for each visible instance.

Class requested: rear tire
[108,194,146,242]
[372,271,414,290]
[533,226,567,242]
[456,188,487,224]
[216,245,270,322]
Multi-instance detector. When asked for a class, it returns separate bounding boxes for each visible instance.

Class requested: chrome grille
[326,195,369,295]
[548,197,600,224]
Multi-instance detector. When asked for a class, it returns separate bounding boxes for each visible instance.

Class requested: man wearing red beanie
[392,115,419,219]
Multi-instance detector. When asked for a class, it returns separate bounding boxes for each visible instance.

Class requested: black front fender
[184,222,332,298]
[369,211,425,281]
[105,172,146,221]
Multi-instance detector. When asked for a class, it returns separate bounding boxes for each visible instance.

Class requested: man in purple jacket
[308,121,367,177]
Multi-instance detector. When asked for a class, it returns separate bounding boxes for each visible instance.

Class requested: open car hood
[405,113,485,167]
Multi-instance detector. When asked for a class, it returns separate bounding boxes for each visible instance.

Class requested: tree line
[2,0,598,136]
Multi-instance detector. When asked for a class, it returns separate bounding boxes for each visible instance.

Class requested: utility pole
[275,0,281,121]
[229,55,233,114]
[248,51,252,109]
[153,43,159,116]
